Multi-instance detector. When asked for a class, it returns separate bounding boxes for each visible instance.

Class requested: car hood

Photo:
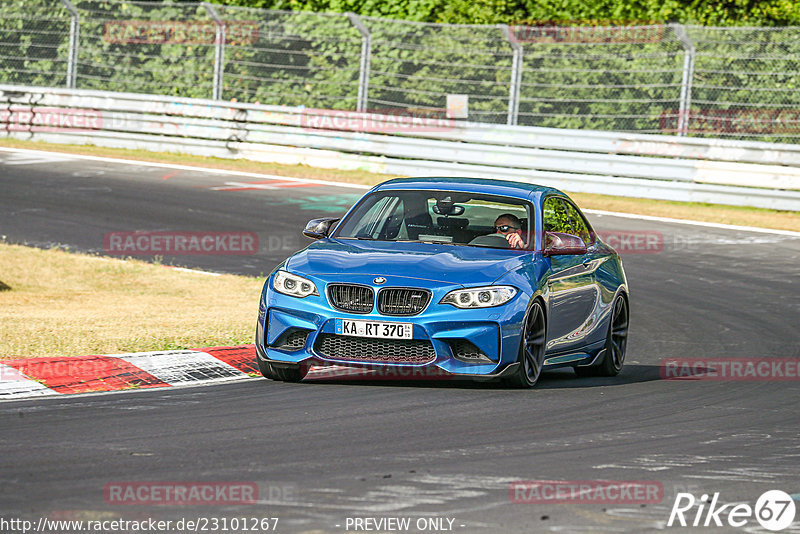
[286,238,529,285]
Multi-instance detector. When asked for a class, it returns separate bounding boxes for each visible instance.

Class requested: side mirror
[543,231,587,256]
[303,217,340,240]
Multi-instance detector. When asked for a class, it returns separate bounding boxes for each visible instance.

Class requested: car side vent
[271,329,311,352]
[450,339,492,363]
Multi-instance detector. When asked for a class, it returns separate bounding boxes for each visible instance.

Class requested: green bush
[212,0,800,26]
[0,0,71,87]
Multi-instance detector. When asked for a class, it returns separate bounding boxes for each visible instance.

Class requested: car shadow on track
[535,364,664,389]
[298,364,664,390]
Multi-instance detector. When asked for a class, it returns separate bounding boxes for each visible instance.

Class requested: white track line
[584,209,800,237]
[1,145,797,236]
[0,146,370,190]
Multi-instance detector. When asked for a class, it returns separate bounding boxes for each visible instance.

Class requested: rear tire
[505,300,546,388]
[574,294,628,377]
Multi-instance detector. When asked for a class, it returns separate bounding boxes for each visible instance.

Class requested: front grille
[378,288,431,316]
[328,284,374,314]
[271,329,310,351]
[315,334,435,364]
[450,339,492,363]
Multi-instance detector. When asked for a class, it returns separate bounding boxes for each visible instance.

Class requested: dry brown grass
[1,138,797,231]
[0,243,263,359]
[571,192,800,232]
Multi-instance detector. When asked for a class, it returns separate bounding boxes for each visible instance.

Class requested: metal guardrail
[2,85,799,211]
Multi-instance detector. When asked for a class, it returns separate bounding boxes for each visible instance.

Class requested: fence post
[203,2,225,100]
[671,23,695,136]
[346,13,371,113]
[499,25,522,126]
[60,0,79,89]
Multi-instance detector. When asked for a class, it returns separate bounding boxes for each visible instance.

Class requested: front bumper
[256,273,529,378]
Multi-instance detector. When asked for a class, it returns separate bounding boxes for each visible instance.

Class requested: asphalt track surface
[1,149,799,533]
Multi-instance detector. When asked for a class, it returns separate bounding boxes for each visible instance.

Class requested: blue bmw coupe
[256,177,629,387]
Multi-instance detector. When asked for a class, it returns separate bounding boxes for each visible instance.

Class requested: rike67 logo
[668,490,796,531]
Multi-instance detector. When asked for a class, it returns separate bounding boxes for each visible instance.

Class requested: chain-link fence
[2,0,800,143]
[687,26,800,142]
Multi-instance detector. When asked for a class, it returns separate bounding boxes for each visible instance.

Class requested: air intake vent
[315,334,435,364]
[449,339,492,363]
[327,284,374,314]
[378,288,431,316]
[271,329,310,352]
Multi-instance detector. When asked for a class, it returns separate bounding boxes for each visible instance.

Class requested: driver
[494,214,527,249]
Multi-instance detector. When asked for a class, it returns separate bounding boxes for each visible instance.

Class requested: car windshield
[334,189,533,249]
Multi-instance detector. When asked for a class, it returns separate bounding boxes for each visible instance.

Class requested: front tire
[575,294,628,377]
[257,357,304,382]
[505,299,547,388]
[256,330,305,382]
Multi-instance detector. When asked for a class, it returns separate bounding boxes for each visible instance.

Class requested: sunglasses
[496,225,520,232]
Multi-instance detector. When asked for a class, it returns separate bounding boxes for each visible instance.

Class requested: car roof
[372,177,563,201]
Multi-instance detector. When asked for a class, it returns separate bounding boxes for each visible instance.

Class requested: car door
[543,196,598,354]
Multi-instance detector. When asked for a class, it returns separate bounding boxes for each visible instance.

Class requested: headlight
[272,271,318,298]
[440,286,517,308]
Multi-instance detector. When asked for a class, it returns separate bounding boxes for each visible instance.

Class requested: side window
[543,197,571,234]
[562,201,593,244]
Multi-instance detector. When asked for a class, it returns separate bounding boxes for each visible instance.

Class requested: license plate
[335,319,413,339]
